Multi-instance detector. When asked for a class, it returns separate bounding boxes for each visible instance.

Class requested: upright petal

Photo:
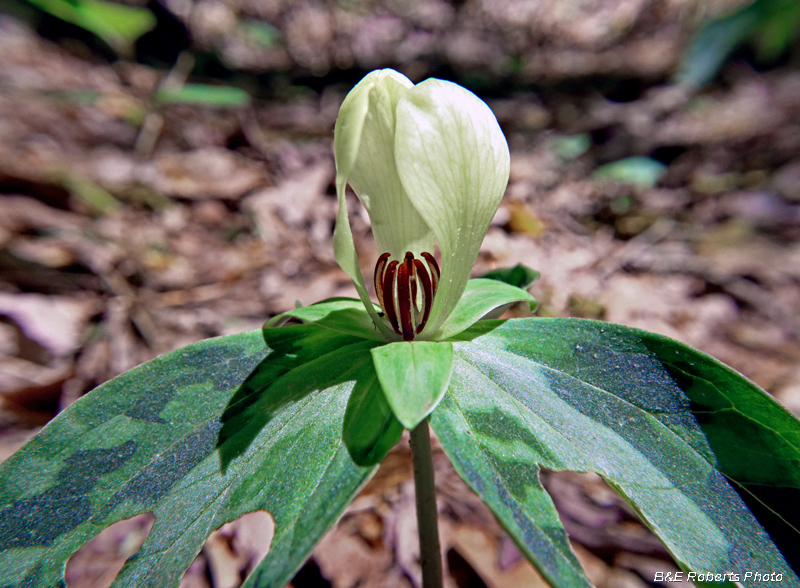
[394,79,510,337]
[338,69,434,260]
[333,70,396,336]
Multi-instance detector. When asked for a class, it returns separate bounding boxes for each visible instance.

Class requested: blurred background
[1,0,799,586]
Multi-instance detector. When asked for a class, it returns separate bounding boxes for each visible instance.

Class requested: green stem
[410,419,442,588]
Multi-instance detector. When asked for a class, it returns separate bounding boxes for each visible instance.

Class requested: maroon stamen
[396,261,414,341]
[404,252,417,302]
[421,252,439,297]
[374,251,439,341]
[382,260,400,334]
[374,252,390,314]
[413,258,433,334]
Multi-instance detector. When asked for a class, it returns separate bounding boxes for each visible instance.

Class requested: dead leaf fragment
[449,525,549,588]
[0,293,97,358]
[148,148,265,199]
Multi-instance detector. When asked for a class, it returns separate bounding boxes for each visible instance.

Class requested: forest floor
[1,0,799,586]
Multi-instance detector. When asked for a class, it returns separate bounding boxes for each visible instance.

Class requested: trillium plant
[1,69,799,588]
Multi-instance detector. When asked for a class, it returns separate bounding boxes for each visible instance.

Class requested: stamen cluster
[374,252,440,341]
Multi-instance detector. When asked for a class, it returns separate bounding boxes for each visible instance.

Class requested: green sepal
[265,297,385,341]
[343,371,404,466]
[432,278,537,340]
[371,341,454,430]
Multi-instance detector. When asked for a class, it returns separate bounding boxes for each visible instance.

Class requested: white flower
[333,69,510,341]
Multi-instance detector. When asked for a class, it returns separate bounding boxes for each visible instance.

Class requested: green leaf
[752,0,800,61]
[265,297,385,341]
[154,84,251,107]
[0,325,380,587]
[674,0,765,87]
[552,134,591,160]
[26,0,156,56]
[431,318,800,585]
[593,156,667,187]
[431,385,592,588]
[372,341,453,429]
[676,0,800,87]
[239,20,281,48]
[433,278,537,340]
[62,173,119,214]
[478,263,540,290]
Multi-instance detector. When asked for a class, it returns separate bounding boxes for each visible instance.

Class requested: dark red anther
[374,252,390,314]
[373,251,439,341]
[421,252,439,297]
[413,258,433,334]
[404,252,417,301]
[382,260,400,334]
[396,261,414,341]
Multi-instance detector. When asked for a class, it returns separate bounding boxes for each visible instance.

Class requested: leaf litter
[1,1,799,586]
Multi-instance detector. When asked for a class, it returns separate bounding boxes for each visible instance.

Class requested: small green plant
[1,69,799,588]
[676,0,800,87]
[593,156,667,187]
[24,0,156,57]
[154,84,251,108]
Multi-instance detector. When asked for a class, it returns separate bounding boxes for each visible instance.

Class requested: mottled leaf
[433,318,800,586]
[0,325,380,588]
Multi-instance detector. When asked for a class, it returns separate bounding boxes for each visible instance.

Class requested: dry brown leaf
[448,525,549,588]
[65,513,154,588]
[147,148,265,199]
[0,293,97,359]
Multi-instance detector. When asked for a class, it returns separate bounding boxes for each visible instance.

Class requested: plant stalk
[410,419,443,588]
